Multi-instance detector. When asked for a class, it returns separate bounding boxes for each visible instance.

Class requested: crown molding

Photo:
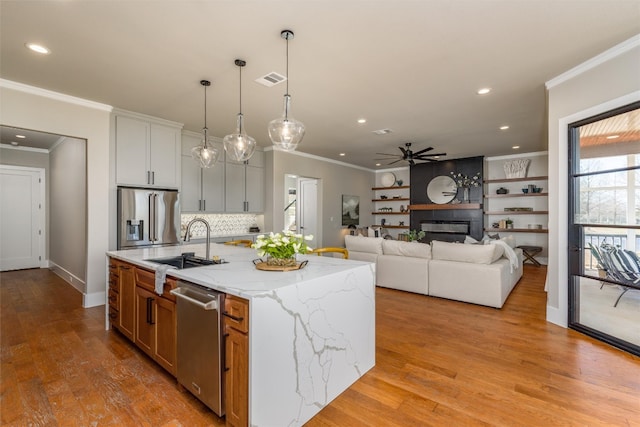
[0,143,49,154]
[265,146,374,172]
[546,34,640,89]
[0,79,113,112]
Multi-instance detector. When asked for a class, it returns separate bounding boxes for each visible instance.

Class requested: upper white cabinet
[225,151,264,213]
[181,133,225,212]
[115,112,182,188]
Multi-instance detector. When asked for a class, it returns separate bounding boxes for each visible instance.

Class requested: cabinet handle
[147,171,150,184]
[222,312,244,322]
[120,265,131,270]
[151,171,155,185]
[223,333,230,372]
[146,297,155,324]
[203,199,206,211]
[109,312,117,320]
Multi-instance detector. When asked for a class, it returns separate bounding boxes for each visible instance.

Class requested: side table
[517,245,542,267]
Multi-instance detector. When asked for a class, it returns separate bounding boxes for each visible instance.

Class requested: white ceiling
[1,1,639,168]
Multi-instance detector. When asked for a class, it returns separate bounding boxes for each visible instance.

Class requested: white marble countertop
[106,243,373,299]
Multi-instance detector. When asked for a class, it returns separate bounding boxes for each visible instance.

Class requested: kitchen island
[107,243,376,426]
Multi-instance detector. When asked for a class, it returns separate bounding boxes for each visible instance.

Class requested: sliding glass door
[568,102,640,355]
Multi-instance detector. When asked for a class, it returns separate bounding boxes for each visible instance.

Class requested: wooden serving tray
[253,259,308,272]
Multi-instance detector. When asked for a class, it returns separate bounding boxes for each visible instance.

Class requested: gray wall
[266,150,374,248]
[546,40,640,326]
[50,137,87,282]
[1,83,111,307]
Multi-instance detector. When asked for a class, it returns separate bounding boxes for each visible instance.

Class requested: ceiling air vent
[255,72,287,87]
[372,128,393,135]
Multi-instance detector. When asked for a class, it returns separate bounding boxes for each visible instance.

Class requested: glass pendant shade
[268,94,305,151]
[191,128,220,168]
[223,113,256,162]
[193,80,219,168]
[224,59,256,162]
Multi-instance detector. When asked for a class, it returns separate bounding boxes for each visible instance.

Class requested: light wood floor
[2,267,639,426]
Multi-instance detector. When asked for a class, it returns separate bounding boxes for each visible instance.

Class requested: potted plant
[406,229,426,242]
[505,218,514,229]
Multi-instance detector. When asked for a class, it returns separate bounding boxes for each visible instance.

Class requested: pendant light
[191,80,220,168]
[223,59,256,162]
[268,29,305,151]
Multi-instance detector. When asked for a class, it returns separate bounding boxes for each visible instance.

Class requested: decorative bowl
[522,188,529,194]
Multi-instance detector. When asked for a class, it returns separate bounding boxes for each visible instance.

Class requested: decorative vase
[266,255,296,267]
[462,187,470,203]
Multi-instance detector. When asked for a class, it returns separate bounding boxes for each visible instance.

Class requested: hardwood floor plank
[1,266,639,426]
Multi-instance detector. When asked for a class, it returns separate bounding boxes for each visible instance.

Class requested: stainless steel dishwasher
[171,281,225,416]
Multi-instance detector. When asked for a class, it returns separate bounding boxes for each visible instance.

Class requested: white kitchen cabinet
[224,155,264,213]
[115,113,181,188]
[181,133,225,212]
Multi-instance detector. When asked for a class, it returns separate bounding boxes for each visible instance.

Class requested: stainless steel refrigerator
[117,187,180,249]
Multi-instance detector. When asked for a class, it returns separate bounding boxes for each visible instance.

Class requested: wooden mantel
[409,203,482,211]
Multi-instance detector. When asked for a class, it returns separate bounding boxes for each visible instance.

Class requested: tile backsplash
[181,213,262,238]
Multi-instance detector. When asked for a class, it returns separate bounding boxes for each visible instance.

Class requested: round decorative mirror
[426,175,457,204]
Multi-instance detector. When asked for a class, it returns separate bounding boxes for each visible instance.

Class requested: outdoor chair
[592,243,640,307]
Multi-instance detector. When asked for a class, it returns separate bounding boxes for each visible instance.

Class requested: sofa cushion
[431,240,504,264]
[382,240,431,259]
[344,235,383,254]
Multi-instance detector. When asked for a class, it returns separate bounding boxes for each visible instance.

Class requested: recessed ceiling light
[10,142,19,146]
[606,135,620,139]
[433,156,440,159]
[357,118,367,124]
[15,134,26,139]
[339,153,346,156]
[375,163,381,167]
[499,125,510,130]
[512,145,520,149]
[25,43,51,54]
[477,88,491,95]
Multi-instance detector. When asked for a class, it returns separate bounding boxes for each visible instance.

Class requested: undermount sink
[145,253,225,269]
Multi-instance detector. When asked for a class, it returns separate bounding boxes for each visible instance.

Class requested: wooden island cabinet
[224,295,249,427]
[107,257,177,377]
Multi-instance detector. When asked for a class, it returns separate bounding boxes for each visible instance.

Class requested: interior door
[0,166,44,271]
[298,178,319,248]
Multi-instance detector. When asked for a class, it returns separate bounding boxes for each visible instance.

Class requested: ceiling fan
[375,143,446,165]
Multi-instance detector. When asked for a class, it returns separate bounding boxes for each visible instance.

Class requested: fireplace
[420,220,470,242]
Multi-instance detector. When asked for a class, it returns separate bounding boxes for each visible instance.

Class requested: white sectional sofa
[345,235,523,308]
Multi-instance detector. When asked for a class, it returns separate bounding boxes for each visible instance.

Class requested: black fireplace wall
[410,156,484,242]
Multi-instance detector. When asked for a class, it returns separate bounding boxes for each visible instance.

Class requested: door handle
[570,245,583,252]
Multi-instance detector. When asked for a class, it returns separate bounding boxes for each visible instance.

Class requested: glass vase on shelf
[462,187,470,203]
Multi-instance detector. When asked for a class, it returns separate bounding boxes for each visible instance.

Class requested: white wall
[0,80,112,307]
[545,36,640,327]
[50,137,87,286]
[266,149,374,247]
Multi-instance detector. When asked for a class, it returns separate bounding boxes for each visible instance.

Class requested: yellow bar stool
[224,239,254,248]
[311,247,349,259]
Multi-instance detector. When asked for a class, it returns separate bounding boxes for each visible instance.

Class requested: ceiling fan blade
[415,152,447,159]
[387,159,404,165]
[398,146,407,156]
[375,152,400,157]
[412,147,434,156]
[409,159,416,165]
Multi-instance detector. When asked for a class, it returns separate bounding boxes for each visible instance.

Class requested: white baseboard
[83,291,106,308]
[49,262,85,293]
[546,304,567,328]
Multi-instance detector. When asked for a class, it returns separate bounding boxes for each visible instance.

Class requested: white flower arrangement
[450,171,481,188]
[253,231,314,259]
